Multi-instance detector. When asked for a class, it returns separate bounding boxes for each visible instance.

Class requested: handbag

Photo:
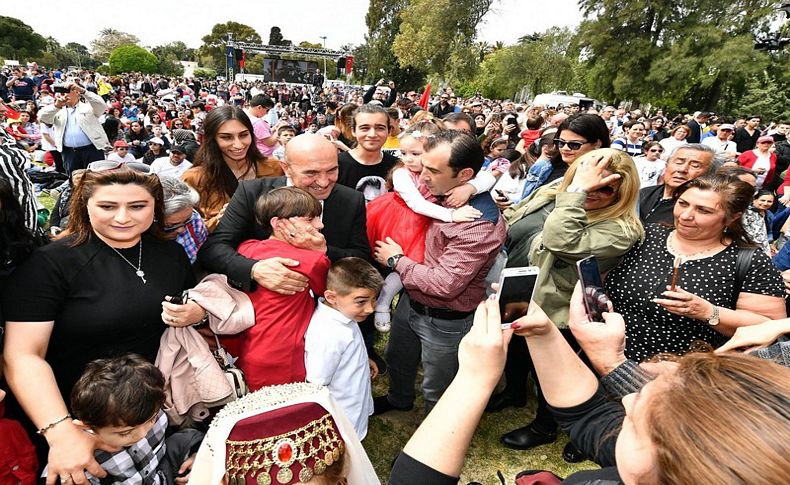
[212,334,249,401]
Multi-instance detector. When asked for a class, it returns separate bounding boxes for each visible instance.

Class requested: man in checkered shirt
[374,130,507,414]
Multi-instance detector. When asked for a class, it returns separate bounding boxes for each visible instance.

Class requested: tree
[152,41,196,62]
[361,0,427,90]
[108,45,158,74]
[90,28,140,62]
[298,41,323,49]
[392,0,493,79]
[200,21,262,71]
[64,43,94,68]
[738,71,790,121]
[269,26,292,46]
[0,16,46,60]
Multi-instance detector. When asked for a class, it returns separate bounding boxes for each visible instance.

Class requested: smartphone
[495,189,508,200]
[168,290,189,305]
[575,256,610,322]
[496,267,540,323]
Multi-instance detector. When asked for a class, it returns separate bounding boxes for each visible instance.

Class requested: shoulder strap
[732,247,758,307]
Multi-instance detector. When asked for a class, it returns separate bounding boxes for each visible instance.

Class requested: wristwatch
[706,306,720,326]
[387,254,404,269]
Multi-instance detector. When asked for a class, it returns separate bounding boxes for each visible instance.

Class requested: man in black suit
[198,134,370,293]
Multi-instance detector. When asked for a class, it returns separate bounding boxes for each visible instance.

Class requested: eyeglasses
[554,139,589,151]
[87,160,152,174]
[164,212,196,232]
[648,148,664,153]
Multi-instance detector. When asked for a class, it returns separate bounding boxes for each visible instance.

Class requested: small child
[272,125,296,161]
[304,257,384,439]
[67,354,203,484]
[236,186,331,390]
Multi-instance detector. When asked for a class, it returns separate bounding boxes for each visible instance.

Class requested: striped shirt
[0,130,38,232]
[396,193,507,312]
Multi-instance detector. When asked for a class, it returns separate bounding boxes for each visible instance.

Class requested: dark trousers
[502,328,585,431]
[61,145,104,174]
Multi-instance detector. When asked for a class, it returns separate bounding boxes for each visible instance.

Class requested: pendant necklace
[108,239,146,284]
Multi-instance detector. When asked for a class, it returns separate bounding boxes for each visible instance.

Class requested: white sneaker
[374,311,391,332]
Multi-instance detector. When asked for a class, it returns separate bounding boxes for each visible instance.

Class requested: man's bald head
[281,134,339,200]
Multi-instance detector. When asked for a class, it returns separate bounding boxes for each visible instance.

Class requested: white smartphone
[496,266,540,324]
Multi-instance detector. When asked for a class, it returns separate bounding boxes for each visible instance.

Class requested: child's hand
[451,205,482,222]
[175,453,196,484]
[368,358,379,379]
[444,183,476,208]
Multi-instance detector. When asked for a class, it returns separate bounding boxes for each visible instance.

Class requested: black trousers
[61,145,104,174]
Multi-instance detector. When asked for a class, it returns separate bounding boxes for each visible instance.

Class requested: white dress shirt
[150,156,193,178]
[304,299,373,439]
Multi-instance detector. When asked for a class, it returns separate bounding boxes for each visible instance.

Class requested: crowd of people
[1,61,790,485]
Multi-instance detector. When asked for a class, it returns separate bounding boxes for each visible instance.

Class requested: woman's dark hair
[508,150,534,179]
[622,119,645,131]
[62,168,166,246]
[0,179,44,270]
[192,105,265,202]
[754,189,775,201]
[673,174,756,247]
[127,121,148,141]
[643,140,662,153]
[555,113,611,149]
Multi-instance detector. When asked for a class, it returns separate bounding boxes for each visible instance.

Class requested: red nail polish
[510,322,521,329]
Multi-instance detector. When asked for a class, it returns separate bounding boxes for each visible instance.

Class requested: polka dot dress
[605,224,784,362]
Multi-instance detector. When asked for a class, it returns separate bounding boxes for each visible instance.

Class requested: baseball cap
[113,140,129,148]
[719,123,735,131]
[170,145,186,153]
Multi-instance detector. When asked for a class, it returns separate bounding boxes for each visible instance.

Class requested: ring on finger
[289,232,296,238]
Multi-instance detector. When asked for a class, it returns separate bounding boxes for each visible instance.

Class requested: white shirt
[106,151,137,163]
[149,156,193,178]
[304,299,372,439]
[702,137,737,155]
[632,156,666,187]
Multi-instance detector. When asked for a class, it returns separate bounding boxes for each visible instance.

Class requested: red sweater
[738,150,777,186]
[236,239,330,390]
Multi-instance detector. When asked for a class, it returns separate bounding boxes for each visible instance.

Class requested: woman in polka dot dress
[605,174,786,362]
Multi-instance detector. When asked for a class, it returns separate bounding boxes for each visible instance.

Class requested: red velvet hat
[225,402,344,485]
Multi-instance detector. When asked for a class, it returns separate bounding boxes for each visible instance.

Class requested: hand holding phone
[495,267,539,324]
[576,256,611,322]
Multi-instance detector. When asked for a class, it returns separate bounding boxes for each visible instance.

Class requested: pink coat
[155,274,255,425]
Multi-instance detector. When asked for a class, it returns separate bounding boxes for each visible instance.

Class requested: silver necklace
[666,230,721,261]
[108,239,146,284]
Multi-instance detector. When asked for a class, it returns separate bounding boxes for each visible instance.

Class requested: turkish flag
[240,50,246,69]
[345,55,354,74]
[418,83,431,109]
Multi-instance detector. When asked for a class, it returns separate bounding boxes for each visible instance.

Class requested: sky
[5,0,584,51]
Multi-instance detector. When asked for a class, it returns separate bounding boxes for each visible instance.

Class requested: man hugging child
[66,354,203,484]
[304,257,384,440]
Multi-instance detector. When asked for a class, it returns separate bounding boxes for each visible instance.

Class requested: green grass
[364,336,597,484]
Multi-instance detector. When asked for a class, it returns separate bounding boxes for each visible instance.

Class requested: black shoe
[485,391,527,412]
[562,441,586,463]
[373,395,413,416]
[500,423,557,450]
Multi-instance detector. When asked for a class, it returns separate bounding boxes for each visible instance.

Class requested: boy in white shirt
[304,257,383,439]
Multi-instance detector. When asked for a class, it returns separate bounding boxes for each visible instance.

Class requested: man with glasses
[107,140,136,163]
[702,123,738,162]
[638,144,716,224]
[430,93,455,118]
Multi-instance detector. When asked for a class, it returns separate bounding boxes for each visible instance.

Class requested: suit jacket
[198,177,371,291]
[38,90,110,151]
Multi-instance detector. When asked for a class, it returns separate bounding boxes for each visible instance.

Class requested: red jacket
[738,150,777,186]
[0,399,38,484]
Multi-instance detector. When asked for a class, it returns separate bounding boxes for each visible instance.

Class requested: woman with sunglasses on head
[182,105,283,232]
[658,124,690,160]
[632,141,666,187]
[1,164,198,483]
[491,149,644,461]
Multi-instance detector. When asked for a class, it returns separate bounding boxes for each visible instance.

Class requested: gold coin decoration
[299,467,314,483]
[314,459,326,475]
[256,472,271,485]
[276,467,293,484]
[332,447,340,461]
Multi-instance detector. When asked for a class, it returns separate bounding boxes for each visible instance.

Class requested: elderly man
[198,134,370,292]
[373,130,507,414]
[639,144,716,224]
[38,81,109,174]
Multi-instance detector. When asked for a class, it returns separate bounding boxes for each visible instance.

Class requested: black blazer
[197,177,371,291]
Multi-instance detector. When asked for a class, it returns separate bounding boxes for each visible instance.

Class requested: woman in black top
[2,165,195,483]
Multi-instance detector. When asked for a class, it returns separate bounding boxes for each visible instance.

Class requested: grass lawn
[364,336,596,484]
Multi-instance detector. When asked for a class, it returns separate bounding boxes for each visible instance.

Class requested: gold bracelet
[37,414,72,435]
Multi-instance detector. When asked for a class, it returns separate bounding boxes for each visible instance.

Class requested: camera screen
[498,273,537,323]
[578,258,608,322]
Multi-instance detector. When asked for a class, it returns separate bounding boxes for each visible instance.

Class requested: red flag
[345,55,354,75]
[418,83,431,109]
[239,50,246,69]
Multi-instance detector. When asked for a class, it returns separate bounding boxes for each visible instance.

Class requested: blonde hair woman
[492,148,644,456]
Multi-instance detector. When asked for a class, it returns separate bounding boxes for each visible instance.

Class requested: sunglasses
[592,185,617,196]
[87,160,152,174]
[164,212,196,232]
[648,148,664,153]
[554,138,589,151]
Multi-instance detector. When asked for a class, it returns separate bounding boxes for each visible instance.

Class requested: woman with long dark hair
[182,105,283,231]
[125,120,149,159]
